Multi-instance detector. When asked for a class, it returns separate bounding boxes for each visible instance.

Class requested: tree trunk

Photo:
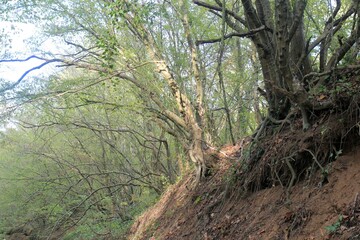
[119,0,208,183]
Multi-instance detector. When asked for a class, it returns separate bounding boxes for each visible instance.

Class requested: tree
[195,0,359,130]
[1,0,359,238]
[1,0,226,182]
[0,73,174,238]
[100,0,212,182]
[3,0,358,187]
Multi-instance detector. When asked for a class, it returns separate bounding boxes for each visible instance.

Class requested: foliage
[325,215,344,234]
[0,71,173,238]
[0,0,359,238]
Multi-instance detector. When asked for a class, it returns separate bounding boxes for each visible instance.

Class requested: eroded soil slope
[129,144,360,240]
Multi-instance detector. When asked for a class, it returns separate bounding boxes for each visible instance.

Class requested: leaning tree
[1,0,224,183]
[1,0,359,185]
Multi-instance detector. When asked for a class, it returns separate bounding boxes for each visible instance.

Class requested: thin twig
[304,149,324,172]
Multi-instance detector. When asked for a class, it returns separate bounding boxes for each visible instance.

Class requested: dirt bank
[129,144,360,240]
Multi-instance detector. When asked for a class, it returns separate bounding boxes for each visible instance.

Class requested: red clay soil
[128,143,360,240]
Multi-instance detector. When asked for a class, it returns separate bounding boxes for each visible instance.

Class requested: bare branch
[287,0,307,43]
[326,27,359,69]
[306,6,356,54]
[63,39,101,59]
[326,0,342,25]
[196,25,269,45]
[0,56,64,94]
[193,0,246,25]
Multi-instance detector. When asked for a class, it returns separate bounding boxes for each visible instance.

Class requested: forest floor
[128,141,360,240]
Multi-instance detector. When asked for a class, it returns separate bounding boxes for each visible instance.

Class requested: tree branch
[306,6,356,55]
[0,56,64,93]
[193,0,246,25]
[326,26,359,69]
[196,25,269,45]
[326,0,341,25]
[287,0,307,43]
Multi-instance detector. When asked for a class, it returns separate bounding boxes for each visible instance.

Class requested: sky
[0,21,57,129]
[0,21,54,83]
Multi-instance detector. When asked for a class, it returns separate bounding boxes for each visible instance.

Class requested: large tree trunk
[243,0,308,121]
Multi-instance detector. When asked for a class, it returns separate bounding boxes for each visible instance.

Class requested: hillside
[1,2,360,239]
[129,143,360,240]
[128,67,360,240]
[3,68,360,240]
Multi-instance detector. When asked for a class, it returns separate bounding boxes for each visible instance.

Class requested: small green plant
[193,195,202,204]
[325,215,343,234]
[313,85,327,94]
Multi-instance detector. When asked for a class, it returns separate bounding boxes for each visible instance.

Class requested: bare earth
[129,144,360,240]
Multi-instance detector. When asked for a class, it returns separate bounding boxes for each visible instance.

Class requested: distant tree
[1,0,227,182]
[0,75,172,238]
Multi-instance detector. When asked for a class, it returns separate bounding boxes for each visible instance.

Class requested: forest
[0,0,359,239]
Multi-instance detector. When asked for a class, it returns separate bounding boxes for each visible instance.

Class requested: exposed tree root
[236,69,360,193]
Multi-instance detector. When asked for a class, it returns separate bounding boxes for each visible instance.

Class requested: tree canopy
[0,0,359,238]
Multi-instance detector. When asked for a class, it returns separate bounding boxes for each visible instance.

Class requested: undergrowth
[63,189,159,240]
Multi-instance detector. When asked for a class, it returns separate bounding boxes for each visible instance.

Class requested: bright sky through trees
[0,0,359,239]
[0,21,55,82]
